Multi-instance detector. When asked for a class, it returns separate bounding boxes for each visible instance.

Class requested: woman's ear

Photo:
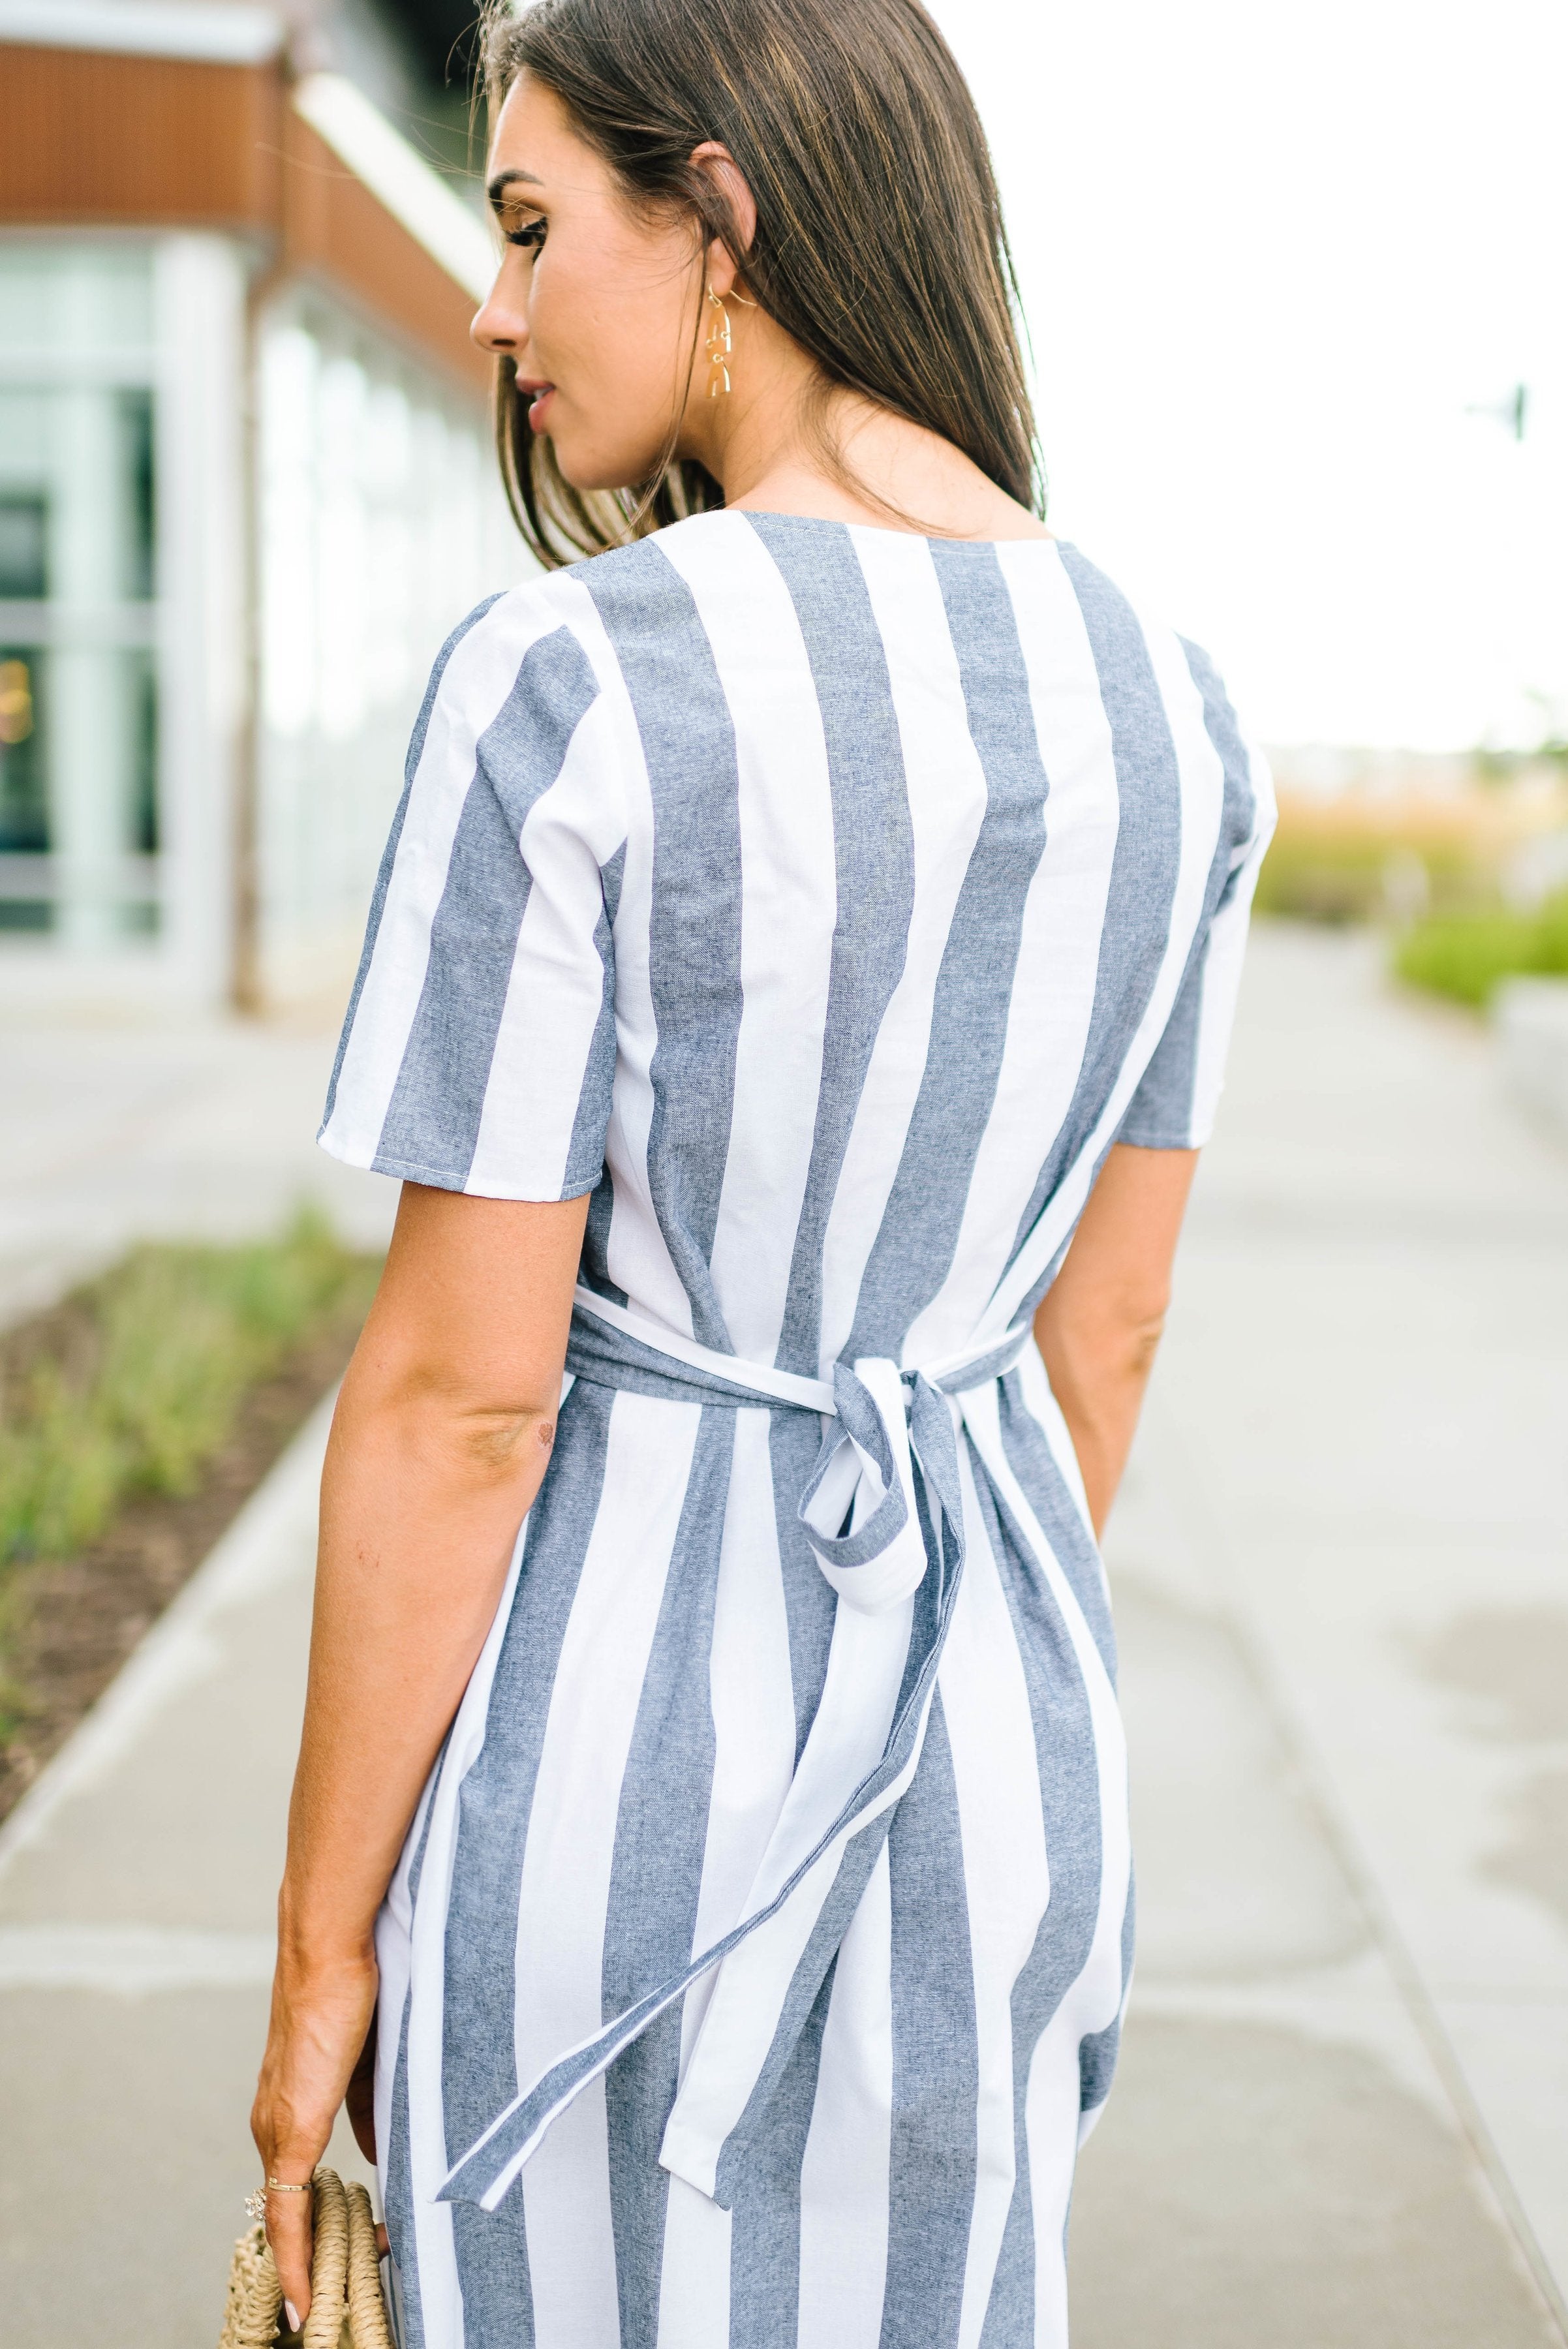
[688,141,758,292]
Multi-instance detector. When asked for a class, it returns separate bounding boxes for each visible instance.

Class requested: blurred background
[0,3,1564,2345]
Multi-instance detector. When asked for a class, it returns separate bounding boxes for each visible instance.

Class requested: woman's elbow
[1039,1285,1171,1385]
[336,1351,562,1486]
[1121,1308,1168,1381]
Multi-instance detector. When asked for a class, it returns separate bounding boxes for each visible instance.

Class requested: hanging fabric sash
[437,1288,1031,2216]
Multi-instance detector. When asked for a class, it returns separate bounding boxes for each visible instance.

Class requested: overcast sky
[928,0,1568,751]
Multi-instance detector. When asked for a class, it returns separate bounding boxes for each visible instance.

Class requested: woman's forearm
[1032,1306,1165,1539]
[1031,1143,1198,1539]
[277,1364,559,1975]
[273,1184,587,1983]
[253,1188,587,2318]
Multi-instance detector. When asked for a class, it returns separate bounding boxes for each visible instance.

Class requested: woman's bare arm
[1033,1143,1198,1539]
[252,1182,587,2322]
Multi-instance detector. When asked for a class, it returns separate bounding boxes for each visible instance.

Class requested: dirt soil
[0,1302,365,1826]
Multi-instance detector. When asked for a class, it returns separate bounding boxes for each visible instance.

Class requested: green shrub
[1392,889,1568,1007]
[0,1212,381,1568]
[1254,832,1480,925]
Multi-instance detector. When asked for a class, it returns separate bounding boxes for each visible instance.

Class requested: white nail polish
[284,2301,301,2332]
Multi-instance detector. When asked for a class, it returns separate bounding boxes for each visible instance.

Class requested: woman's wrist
[273,1900,378,1989]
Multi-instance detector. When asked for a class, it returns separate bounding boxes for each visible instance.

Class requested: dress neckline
[711,507,1060,551]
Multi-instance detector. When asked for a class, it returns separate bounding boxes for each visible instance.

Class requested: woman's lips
[518,380,555,431]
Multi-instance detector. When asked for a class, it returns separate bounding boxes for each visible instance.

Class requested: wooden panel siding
[0,44,489,393]
[0,44,283,229]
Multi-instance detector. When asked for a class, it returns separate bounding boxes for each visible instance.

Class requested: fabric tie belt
[438,1287,1032,2216]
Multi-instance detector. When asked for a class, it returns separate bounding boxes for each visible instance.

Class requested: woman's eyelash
[504,216,547,250]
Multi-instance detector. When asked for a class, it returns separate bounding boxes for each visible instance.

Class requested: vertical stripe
[1000,545,1185,1291]
[681,1411,802,2055]
[657,2181,733,2349]
[659,514,840,1362]
[797,1845,894,2349]
[579,540,745,1348]
[878,1693,979,2349]
[966,1472,1105,2348]
[581,1167,628,1304]
[322,593,564,1167]
[377,627,602,1185]
[900,547,1120,1362]
[660,1439,829,2349]
[816,530,990,1372]
[745,514,917,1380]
[724,1960,837,2349]
[515,1394,701,2348]
[576,840,627,1208]
[1077,1877,1135,2119]
[580,827,628,1292]
[1118,637,1260,1144]
[464,694,628,1198]
[962,1383,1130,2349]
[323,592,501,1129]
[379,1763,444,2349]
[562,891,619,1189]
[938,1453,1052,2349]
[535,572,696,1332]
[767,1409,838,1768]
[1181,637,1256,866]
[401,1509,544,2349]
[603,1408,735,2348]
[994,1360,1115,1683]
[441,1384,614,2344]
[848,543,1049,1360]
[386,2001,427,2349]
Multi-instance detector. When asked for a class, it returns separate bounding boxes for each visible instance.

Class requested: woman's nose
[471,287,524,356]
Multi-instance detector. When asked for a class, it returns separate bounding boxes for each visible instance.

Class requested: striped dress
[320,508,1272,2349]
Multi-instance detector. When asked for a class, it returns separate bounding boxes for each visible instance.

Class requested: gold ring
[244,2179,313,2222]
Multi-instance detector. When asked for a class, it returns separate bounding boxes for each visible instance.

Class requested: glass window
[0,648,50,929]
[0,243,160,945]
[0,496,48,598]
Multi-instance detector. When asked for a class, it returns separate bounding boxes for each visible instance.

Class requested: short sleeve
[1118,642,1276,1150]
[318,591,628,1199]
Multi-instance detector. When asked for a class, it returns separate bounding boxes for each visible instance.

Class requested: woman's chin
[548,433,669,499]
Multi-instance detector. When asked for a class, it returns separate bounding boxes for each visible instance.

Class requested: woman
[253,0,1272,2341]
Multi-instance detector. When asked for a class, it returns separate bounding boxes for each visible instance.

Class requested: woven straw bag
[218,2170,393,2349]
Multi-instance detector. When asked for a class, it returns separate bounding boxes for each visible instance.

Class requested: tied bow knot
[799,1359,963,1616]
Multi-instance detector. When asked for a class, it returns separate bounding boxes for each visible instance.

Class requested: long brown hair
[481,0,1042,568]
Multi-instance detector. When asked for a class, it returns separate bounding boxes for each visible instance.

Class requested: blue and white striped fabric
[320,508,1272,2349]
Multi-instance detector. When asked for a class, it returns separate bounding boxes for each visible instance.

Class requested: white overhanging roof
[292,72,495,303]
[0,0,284,62]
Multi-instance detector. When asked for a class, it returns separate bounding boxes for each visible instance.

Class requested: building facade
[0,0,520,1011]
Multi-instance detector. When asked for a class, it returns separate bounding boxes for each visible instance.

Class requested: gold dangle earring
[704,284,733,397]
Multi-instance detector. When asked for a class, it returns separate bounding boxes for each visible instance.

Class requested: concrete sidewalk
[1,926,1565,2345]
[0,1011,395,1332]
[1076,927,1568,2344]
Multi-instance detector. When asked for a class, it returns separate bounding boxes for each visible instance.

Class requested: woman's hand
[251,1952,379,2326]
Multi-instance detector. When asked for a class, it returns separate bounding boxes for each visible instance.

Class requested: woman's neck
[679,327,1049,544]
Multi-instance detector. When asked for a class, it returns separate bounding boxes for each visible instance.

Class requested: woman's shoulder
[421,565,622,737]
[1048,545,1251,739]
[405,570,628,831]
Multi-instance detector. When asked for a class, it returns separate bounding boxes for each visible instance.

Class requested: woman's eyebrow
[488,168,544,203]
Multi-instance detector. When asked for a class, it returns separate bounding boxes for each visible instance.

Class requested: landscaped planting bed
[0,1215,382,1823]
